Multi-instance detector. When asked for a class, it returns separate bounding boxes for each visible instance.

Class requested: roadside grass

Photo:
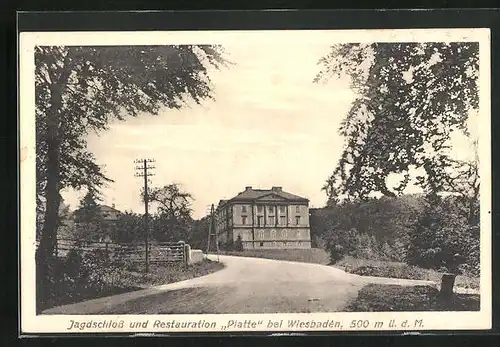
[40,284,143,313]
[40,259,224,312]
[219,248,330,265]
[121,259,225,287]
[334,256,480,290]
[345,284,480,312]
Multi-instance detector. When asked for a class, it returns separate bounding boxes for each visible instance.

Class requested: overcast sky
[60,42,477,219]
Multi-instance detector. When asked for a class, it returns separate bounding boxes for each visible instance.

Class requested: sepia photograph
[19,28,491,333]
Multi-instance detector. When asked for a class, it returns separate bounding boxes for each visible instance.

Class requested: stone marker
[440,273,457,298]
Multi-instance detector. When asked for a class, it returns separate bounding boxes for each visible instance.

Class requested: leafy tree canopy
[36,45,228,202]
[145,183,194,218]
[315,42,479,201]
[144,183,195,242]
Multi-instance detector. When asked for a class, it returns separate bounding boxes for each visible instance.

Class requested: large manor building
[214,186,311,250]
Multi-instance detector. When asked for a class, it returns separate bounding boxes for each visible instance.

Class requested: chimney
[272,186,282,192]
[245,186,253,191]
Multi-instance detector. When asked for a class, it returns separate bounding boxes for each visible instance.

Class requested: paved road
[43,255,438,315]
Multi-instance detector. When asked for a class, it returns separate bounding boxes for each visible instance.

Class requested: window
[271,230,276,239]
[260,242,264,247]
[259,230,264,239]
[280,216,286,225]
[295,216,300,225]
[242,216,247,225]
[282,230,287,239]
[268,216,275,225]
[279,205,286,214]
[295,205,300,213]
[242,205,247,213]
[268,206,274,214]
[257,216,263,226]
[257,205,263,213]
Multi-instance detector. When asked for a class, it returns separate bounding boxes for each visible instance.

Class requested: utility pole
[206,204,219,262]
[134,158,155,273]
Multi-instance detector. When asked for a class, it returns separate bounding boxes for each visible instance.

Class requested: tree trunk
[36,86,63,311]
[36,51,73,311]
[422,162,442,208]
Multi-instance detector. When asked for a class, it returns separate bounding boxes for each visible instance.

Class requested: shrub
[222,238,234,251]
[317,195,479,276]
[311,234,326,249]
[325,228,355,263]
[234,235,244,251]
[37,247,128,310]
[36,255,67,311]
[350,264,427,280]
[352,233,380,260]
[313,196,422,261]
[328,244,346,264]
[406,199,480,275]
[325,227,385,264]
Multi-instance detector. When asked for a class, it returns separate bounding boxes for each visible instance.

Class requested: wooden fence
[36,238,188,264]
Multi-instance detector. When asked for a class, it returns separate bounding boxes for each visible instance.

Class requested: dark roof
[99,205,121,214]
[217,200,228,209]
[72,204,122,222]
[223,187,308,204]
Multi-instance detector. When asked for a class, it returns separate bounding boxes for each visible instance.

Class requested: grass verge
[121,259,225,287]
[40,259,224,312]
[334,256,479,290]
[345,284,480,312]
[219,248,330,265]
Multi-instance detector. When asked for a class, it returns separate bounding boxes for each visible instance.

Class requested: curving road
[43,255,437,315]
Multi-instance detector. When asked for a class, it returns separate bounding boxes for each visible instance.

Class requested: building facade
[98,204,121,222]
[214,186,311,249]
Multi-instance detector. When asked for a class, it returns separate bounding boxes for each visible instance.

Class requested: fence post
[177,241,184,263]
[184,244,191,265]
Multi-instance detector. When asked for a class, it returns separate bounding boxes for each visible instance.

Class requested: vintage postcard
[19,28,491,334]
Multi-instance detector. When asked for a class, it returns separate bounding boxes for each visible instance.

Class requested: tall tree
[144,184,194,242]
[35,45,228,305]
[146,184,194,216]
[73,189,105,241]
[113,211,143,243]
[189,216,210,250]
[315,42,479,201]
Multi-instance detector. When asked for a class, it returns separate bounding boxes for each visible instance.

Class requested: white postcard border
[19,28,492,334]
